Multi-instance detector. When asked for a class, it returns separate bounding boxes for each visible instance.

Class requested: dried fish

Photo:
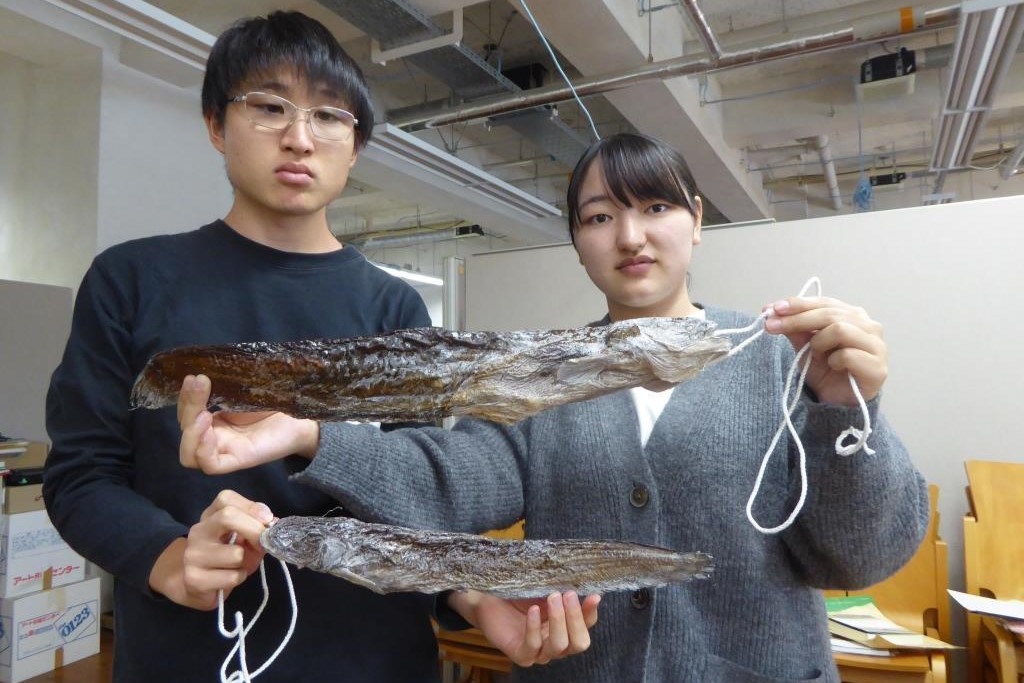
[260,516,713,598]
[130,317,730,423]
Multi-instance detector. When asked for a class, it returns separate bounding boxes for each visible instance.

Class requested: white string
[518,0,601,142]
[717,311,769,357]
[218,532,298,683]
[714,277,875,534]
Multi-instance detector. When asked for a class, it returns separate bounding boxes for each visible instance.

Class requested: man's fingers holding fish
[178,374,211,468]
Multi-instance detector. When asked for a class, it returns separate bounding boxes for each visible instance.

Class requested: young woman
[178,132,928,682]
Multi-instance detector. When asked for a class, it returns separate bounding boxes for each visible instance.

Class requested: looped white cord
[218,532,298,683]
[714,277,875,534]
[835,373,876,457]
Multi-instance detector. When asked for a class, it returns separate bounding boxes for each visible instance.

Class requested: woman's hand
[448,590,601,667]
[764,297,887,406]
[148,490,273,610]
[178,374,319,474]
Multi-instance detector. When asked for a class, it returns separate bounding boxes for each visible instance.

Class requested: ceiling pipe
[756,137,842,210]
[808,135,843,211]
[391,6,960,130]
[676,0,722,60]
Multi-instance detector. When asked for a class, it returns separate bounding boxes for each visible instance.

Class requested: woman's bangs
[600,148,693,212]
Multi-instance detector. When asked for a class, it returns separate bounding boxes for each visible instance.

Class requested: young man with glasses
[44,11,596,682]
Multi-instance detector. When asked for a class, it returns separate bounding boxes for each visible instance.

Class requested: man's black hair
[201,11,374,149]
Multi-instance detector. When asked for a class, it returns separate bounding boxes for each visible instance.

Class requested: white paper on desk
[829,638,895,657]
[948,590,1024,620]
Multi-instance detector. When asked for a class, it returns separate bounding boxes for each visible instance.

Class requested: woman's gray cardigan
[295,306,929,683]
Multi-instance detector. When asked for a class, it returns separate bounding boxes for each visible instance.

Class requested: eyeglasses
[227,92,359,142]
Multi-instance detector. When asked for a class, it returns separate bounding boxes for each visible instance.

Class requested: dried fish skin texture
[260,516,714,599]
[129,317,730,424]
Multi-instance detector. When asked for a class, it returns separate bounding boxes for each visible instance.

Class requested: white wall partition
[0,279,73,441]
[96,56,230,252]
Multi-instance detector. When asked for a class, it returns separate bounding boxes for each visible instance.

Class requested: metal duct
[489,109,589,166]
[390,5,960,129]
[348,225,484,250]
[316,0,588,162]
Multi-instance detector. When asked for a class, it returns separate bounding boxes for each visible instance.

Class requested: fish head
[261,516,363,570]
[619,317,732,384]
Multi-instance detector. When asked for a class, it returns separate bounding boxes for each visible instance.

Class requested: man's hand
[148,490,273,610]
[178,374,319,474]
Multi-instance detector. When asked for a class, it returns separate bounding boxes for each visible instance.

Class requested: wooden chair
[829,484,950,683]
[963,460,1024,683]
[435,521,521,683]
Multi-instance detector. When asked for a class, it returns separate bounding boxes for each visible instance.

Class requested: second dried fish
[130,317,730,423]
[261,516,713,598]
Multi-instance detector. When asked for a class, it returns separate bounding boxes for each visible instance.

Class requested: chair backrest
[843,484,950,639]
[964,460,1024,602]
[963,460,1024,683]
[483,519,525,541]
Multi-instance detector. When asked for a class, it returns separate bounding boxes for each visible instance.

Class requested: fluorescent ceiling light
[373,263,443,287]
[930,0,1024,172]
[41,0,214,70]
[355,124,566,245]
[366,124,562,220]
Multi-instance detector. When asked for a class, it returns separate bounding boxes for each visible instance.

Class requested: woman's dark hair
[201,11,374,149]
[566,133,699,244]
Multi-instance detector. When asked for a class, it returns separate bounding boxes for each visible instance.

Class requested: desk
[833,652,934,683]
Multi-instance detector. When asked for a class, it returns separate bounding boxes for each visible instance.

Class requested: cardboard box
[1,486,44,516]
[0,511,85,598]
[0,577,101,683]
[0,443,47,472]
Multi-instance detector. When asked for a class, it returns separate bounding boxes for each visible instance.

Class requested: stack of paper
[826,600,957,650]
[949,590,1024,635]
[0,437,29,457]
[829,637,896,657]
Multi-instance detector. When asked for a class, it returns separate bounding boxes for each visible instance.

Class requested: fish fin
[335,569,386,594]
[642,337,731,383]
[555,357,603,385]
[556,357,634,387]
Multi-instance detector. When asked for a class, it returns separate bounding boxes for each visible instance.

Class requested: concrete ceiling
[10,0,1024,275]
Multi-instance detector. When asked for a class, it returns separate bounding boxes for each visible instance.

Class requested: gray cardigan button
[630,588,651,609]
[630,484,649,508]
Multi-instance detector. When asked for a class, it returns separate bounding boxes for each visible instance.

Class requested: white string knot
[714,277,875,535]
[218,532,298,683]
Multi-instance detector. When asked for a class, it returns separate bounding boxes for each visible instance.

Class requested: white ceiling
[7,0,1024,275]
